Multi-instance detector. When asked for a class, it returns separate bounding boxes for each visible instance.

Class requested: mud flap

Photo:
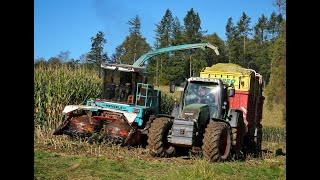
[228,109,240,128]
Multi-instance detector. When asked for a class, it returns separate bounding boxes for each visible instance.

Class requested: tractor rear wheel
[147,117,175,157]
[202,121,231,162]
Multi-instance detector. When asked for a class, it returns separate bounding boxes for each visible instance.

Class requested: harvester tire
[202,121,231,162]
[147,117,175,157]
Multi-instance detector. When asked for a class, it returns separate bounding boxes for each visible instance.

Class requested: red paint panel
[228,90,250,125]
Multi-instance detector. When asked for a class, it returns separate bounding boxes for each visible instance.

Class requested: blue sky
[34,0,279,61]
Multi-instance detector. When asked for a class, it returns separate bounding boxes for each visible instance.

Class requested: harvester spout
[206,44,220,55]
[132,42,220,67]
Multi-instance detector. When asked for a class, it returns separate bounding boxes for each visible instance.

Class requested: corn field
[34,65,103,129]
[262,126,286,142]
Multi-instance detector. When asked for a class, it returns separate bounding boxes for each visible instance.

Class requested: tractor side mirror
[180,81,186,87]
[170,82,175,93]
[176,81,186,92]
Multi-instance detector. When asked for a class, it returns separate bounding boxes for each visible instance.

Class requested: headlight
[88,102,95,106]
[133,108,140,113]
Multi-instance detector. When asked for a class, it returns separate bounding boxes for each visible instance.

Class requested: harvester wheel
[147,117,175,157]
[202,121,231,162]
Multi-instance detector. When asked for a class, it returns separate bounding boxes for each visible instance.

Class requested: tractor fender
[210,118,232,128]
[227,109,243,128]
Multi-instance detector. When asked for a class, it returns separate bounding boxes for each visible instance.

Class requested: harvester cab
[90,63,159,126]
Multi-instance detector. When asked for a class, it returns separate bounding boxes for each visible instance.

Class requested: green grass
[34,129,286,180]
[34,148,285,180]
[262,104,285,128]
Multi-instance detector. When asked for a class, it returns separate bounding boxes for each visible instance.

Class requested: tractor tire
[143,115,156,135]
[141,115,156,148]
[147,117,175,157]
[202,121,231,162]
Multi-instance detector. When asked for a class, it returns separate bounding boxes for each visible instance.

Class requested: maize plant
[34,65,103,130]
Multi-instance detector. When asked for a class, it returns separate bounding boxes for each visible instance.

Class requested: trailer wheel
[254,125,263,158]
[202,121,231,162]
[147,117,175,157]
[242,125,263,159]
[231,114,245,160]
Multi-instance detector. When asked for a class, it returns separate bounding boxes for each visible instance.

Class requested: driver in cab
[197,86,215,104]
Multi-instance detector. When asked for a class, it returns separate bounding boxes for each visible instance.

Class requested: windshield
[184,81,220,117]
[104,70,137,103]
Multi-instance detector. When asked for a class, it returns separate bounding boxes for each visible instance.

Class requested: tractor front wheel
[147,117,175,157]
[202,121,231,162]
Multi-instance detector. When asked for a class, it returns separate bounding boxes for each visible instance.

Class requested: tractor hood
[181,103,209,120]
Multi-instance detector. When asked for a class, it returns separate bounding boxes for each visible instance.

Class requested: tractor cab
[172,77,234,121]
